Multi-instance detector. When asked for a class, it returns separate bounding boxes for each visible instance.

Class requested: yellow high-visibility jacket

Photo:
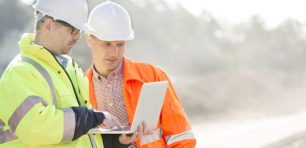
[0,33,103,148]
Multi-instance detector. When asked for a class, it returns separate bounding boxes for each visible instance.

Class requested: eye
[100,42,111,47]
[117,43,125,47]
[104,42,112,47]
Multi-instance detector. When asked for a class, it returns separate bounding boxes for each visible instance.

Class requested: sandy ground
[192,112,306,148]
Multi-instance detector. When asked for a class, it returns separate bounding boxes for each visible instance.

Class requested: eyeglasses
[54,19,80,35]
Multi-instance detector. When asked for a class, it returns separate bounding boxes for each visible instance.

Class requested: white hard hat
[33,0,93,32]
[88,1,134,41]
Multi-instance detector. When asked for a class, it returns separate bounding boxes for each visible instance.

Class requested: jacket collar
[122,56,144,83]
[18,33,62,69]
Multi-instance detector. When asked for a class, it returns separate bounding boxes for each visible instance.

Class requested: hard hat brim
[73,23,94,32]
[87,29,134,41]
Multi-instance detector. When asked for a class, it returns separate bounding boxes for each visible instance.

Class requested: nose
[110,45,119,57]
[74,31,81,40]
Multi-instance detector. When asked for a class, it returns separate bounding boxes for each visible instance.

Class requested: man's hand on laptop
[99,111,120,129]
[119,121,153,145]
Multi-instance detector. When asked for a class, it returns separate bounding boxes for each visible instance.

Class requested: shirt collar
[55,55,68,68]
[92,59,123,81]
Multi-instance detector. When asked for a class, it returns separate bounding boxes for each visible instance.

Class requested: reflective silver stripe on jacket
[165,130,195,145]
[0,129,17,144]
[0,56,56,144]
[141,128,162,146]
[21,56,78,142]
[88,134,97,148]
[0,119,17,144]
[21,56,58,107]
[61,108,76,142]
[8,96,46,132]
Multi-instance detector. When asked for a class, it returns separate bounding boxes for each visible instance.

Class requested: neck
[94,65,111,78]
[34,32,59,55]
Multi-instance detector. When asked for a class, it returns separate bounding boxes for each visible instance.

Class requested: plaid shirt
[92,60,129,125]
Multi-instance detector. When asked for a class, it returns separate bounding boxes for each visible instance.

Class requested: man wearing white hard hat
[85,1,196,148]
[0,0,123,147]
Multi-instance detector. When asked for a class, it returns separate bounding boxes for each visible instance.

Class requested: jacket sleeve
[71,106,105,140]
[0,65,102,146]
[159,70,197,147]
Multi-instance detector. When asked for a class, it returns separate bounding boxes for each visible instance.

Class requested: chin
[63,50,71,54]
[63,48,72,54]
[106,65,117,72]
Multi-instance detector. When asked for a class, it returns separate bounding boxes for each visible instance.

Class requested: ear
[41,18,53,33]
[86,34,92,48]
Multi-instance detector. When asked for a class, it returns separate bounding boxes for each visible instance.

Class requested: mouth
[105,59,118,63]
[106,59,116,61]
[66,44,74,49]
[69,41,77,46]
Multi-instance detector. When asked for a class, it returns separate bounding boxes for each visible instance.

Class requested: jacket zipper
[45,49,95,148]
[45,49,81,105]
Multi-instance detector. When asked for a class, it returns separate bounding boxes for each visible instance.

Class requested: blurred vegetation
[1,0,306,121]
[0,0,31,43]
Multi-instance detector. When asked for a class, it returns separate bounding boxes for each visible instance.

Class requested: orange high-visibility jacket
[86,57,196,148]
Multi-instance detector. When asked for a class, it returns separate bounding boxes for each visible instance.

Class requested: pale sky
[165,0,306,27]
[21,0,306,28]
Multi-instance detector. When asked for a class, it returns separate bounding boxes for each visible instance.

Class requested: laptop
[88,81,168,134]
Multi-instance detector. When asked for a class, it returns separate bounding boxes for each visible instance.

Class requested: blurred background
[2,0,306,147]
